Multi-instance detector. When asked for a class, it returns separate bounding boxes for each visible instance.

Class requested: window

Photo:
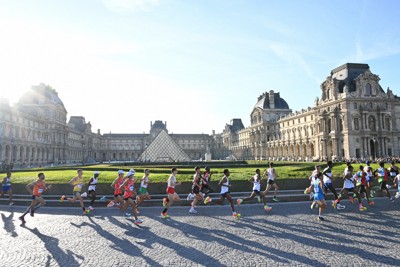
[353,102,357,109]
[365,83,371,96]
[354,118,359,130]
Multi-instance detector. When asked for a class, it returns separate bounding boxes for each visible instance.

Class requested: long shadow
[70,215,161,267]
[1,211,17,237]
[124,218,223,265]
[21,225,84,267]
[153,217,323,266]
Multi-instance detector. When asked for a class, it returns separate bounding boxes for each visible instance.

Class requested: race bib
[77,184,83,188]
[129,185,134,191]
[38,188,44,193]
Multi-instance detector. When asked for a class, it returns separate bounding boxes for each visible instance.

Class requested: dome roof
[18,84,66,110]
[254,90,289,110]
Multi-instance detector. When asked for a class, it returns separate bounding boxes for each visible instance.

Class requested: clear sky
[1,0,400,134]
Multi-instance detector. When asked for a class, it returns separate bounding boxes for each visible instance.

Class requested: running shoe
[134,219,143,225]
[332,200,337,209]
[318,216,325,221]
[161,212,170,219]
[9,202,14,206]
[30,209,34,217]
[349,197,354,204]
[19,216,26,224]
[60,195,66,202]
[395,192,400,199]
[83,209,91,215]
[81,192,88,198]
[88,206,94,211]
[204,196,212,205]
[232,212,241,218]
[368,201,375,206]
[135,208,140,214]
[186,193,194,201]
[272,197,279,202]
[125,212,132,217]
[264,205,272,211]
[99,196,107,202]
[359,205,367,211]
[189,207,197,213]
[337,204,345,209]
[163,198,168,207]
[310,201,317,209]
[387,185,392,190]
[390,197,395,202]
[309,193,314,200]
[370,191,375,198]
[237,199,243,206]
[107,201,115,208]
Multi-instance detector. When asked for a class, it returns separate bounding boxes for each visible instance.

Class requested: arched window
[365,83,371,96]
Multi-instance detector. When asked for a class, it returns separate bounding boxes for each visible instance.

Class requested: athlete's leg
[225,194,236,213]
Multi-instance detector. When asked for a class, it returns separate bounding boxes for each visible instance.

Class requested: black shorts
[88,190,96,194]
[268,180,275,185]
[344,187,354,192]
[380,181,387,190]
[124,197,134,201]
[221,191,230,198]
[192,186,200,194]
[359,185,366,194]
[253,190,261,195]
[114,194,123,198]
[32,195,40,200]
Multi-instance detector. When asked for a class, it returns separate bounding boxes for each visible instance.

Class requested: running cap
[127,171,135,177]
[117,170,124,174]
[129,169,136,175]
[94,171,100,175]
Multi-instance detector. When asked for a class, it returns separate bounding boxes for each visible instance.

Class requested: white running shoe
[395,192,400,199]
[189,207,197,213]
[9,202,14,206]
[187,193,194,201]
[81,192,88,198]
[387,185,392,189]
[337,204,345,209]
[88,206,94,211]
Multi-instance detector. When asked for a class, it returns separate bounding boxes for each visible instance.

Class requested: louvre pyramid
[138,130,190,162]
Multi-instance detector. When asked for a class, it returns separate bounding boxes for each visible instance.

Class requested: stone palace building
[1,63,399,167]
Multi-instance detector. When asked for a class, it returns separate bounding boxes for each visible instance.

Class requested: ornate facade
[0,84,214,167]
[223,63,400,161]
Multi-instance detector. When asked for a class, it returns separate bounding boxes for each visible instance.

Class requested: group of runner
[3,160,400,224]
[307,160,399,221]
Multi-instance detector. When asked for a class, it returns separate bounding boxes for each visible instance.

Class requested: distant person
[310,173,327,221]
[19,173,52,224]
[201,166,214,196]
[203,169,241,218]
[60,169,90,214]
[189,166,204,214]
[161,168,182,218]
[120,170,143,225]
[323,161,344,209]
[87,171,100,211]
[108,170,125,208]
[374,162,394,201]
[1,172,13,205]
[262,162,279,202]
[136,169,152,210]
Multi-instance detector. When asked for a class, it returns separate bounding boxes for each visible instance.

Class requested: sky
[1,0,400,134]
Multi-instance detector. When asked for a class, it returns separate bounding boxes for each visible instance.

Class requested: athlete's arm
[26,181,36,195]
[69,177,77,185]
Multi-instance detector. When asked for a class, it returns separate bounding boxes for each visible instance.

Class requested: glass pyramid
[138,130,190,162]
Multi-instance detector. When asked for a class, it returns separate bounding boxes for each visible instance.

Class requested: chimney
[97,129,101,135]
[269,90,275,109]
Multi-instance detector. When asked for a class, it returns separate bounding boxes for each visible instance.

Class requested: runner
[262,162,279,202]
[120,170,143,225]
[305,165,321,202]
[87,171,100,211]
[18,173,52,224]
[203,169,241,218]
[1,172,13,205]
[136,169,151,210]
[364,161,375,198]
[108,170,125,208]
[60,169,90,214]
[389,161,399,184]
[237,169,272,211]
[161,168,182,218]
[374,162,394,201]
[336,165,367,211]
[354,165,374,206]
[310,172,327,221]
[323,161,345,209]
[394,172,400,199]
[201,166,214,196]
[189,166,203,214]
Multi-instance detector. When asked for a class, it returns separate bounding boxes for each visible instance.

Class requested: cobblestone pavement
[1,198,400,267]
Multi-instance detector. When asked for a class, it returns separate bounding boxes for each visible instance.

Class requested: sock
[82,207,86,211]
[162,208,168,213]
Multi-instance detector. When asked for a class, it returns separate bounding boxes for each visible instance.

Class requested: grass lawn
[1,162,383,184]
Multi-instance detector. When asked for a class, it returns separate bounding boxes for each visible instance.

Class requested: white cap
[94,171,100,175]
[127,171,135,177]
[118,170,124,175]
